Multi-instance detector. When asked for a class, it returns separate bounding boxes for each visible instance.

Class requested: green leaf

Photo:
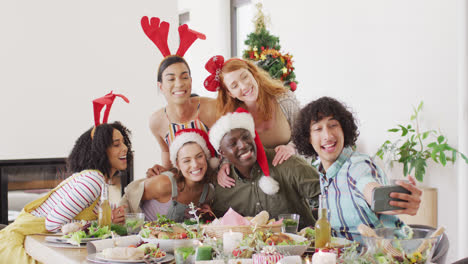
[440,151,447,166]
[431,149,438,163]
[427,142,437,148]
[388,128,399,132]
[414,158,427,182]
[452,150,457,162]
[422,131,432,140]
[417,101,424,112]
[461,153,468,164]
[403,162,409,176]
[399,125,408,136]
[410,114,416,121]
[437,135,445,144]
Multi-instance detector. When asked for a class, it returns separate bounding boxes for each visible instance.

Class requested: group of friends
[0,17,422,264]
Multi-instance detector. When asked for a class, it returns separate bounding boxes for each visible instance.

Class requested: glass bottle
[98,182,112,228]
[314,195,331,248]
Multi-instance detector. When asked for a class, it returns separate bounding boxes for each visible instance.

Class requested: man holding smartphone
[292,96,422,242]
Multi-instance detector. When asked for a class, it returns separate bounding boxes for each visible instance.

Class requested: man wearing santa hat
[209,107,321,228]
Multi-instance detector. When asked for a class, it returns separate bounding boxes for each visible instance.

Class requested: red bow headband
[141,16,206,58]
[203,55,244,92]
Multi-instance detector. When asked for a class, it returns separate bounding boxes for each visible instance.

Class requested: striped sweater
[31,170,106,232]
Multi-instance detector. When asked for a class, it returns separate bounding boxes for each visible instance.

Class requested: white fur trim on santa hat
[170,132,212,168]
[258,175,280,195]
[209,112,256,152]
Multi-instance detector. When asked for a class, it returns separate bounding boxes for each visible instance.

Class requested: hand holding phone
[371,185,411,213]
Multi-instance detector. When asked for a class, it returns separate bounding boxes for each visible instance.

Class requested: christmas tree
[242,3,298,91]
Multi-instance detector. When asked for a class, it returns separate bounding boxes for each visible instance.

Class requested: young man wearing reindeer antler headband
[140,17,217,176]
[208,108,321,229]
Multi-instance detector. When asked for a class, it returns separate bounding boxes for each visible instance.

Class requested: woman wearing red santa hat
[141,16,217,176]
[119,128,217,223]
[204,56,301,187]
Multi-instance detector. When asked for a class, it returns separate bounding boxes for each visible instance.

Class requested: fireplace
[0,158,133,225]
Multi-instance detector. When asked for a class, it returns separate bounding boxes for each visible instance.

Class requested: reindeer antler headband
[91,91,130,139]
[141,16,206,58]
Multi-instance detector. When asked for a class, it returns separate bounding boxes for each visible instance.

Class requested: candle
[196,245,213,260]
[223,231,243,255]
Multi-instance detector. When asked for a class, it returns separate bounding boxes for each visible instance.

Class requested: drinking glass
[279,213,300,234]
[125,213,145,234]
[174,246,195,264]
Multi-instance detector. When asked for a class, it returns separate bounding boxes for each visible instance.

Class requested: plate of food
[92,244,168,263]
[139,217,199,253]
[298,227,353,252]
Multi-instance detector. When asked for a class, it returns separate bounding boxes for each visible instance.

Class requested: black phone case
[371,185,411,212]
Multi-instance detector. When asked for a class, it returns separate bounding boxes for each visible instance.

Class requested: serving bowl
[271,233,309,256]
[361,227,441,263]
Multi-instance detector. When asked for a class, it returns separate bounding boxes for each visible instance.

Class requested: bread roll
[250,211,269,225]
[61,222,83,235]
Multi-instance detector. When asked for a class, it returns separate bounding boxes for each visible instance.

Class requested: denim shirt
[315,147,404,242]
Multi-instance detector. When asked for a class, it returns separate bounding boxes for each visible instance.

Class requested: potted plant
[375,101,468,227]
[376,101,468,182]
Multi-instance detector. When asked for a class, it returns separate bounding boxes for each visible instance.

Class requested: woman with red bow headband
[140,17,217,176]
[204,56,301,187]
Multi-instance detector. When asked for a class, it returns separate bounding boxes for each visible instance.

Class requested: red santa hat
[209,107,279,195]
[170,128,219,169]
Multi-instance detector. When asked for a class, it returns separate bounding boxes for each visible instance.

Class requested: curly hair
[67,121,133,178]
[157,55,191,83]
[217,59,286,121]
[173,142,215,188]
[292,97,359,158]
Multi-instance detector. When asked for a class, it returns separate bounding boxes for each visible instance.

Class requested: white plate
[140,236,197,253]
[45,236,101,244]
[90,253,173,263]
[44,241,85,249]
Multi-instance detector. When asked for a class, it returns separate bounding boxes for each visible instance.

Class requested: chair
[409,224,449,264]
[0,224,7,230]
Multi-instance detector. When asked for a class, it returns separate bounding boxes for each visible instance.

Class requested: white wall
[0,0,179,181]
[178,0,231,98]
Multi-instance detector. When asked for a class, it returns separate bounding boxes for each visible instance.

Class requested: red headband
[93,91,130,127]
[203,55,245,92]
[141,16,206,58]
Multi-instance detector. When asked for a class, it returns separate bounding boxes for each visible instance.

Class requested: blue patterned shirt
[314,147,404,242]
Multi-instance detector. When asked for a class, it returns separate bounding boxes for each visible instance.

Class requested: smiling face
[222,68,259,104]
[309,116,345,171]
[158,62,192,104]
[106,129,128,177]
[219,128,257,173]
[176,142,208,183]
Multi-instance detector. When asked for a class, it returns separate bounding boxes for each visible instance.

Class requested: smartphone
[371,185,411,212]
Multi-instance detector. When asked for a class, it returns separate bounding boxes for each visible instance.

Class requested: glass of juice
[279,213,300,234]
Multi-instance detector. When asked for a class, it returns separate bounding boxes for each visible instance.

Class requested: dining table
[24,234,177,264]
[25,234,88,264]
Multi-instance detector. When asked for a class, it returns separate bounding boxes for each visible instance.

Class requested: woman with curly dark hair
[0,91,133,263]
[0,121,133,264]
[292,96,422,242]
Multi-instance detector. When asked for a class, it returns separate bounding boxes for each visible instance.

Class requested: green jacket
[212,149,321,229]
